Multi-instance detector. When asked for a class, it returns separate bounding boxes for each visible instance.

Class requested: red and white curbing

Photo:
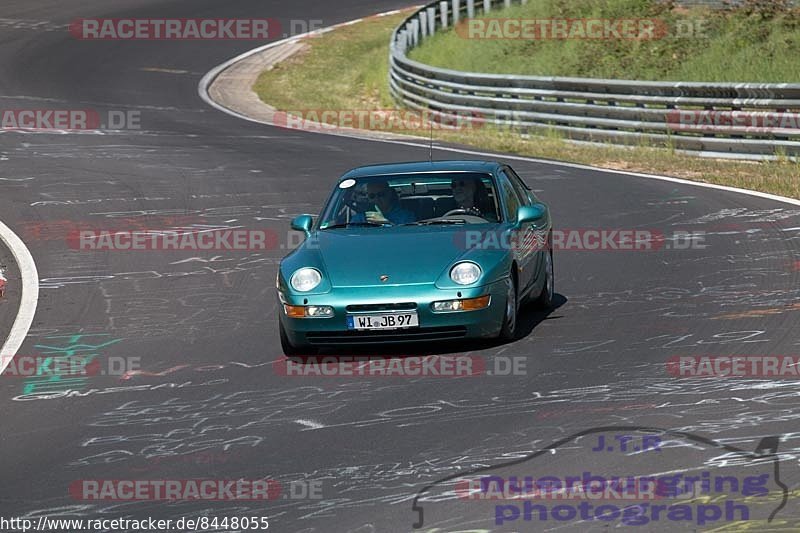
[0,267,6,297]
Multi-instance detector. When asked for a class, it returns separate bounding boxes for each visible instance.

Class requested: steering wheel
[443,208,469,217]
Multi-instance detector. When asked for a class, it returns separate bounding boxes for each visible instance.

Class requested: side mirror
[290,214,313,234]
[517,204,546,225]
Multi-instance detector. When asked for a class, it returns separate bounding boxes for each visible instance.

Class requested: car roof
[339,160,504,180]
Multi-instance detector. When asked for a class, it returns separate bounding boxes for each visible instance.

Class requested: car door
[507,165,552,293]
[497,168,537,295]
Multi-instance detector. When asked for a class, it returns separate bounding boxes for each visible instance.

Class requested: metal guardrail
[389,0,800,158]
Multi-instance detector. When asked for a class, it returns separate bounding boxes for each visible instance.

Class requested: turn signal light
[432,295,491,312]
[283,304,334,318]
[284,305,306,318]
[461,295,491,311]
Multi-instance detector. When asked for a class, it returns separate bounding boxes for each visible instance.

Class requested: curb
[198,7,423,144]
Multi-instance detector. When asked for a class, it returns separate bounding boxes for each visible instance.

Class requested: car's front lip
[277,281,508,345]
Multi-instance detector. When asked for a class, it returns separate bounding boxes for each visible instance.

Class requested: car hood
[314,227,469,287]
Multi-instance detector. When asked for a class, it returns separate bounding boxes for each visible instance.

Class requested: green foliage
[409,0,800,81]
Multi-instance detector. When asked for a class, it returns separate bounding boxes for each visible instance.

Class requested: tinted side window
[504,167,534,204]
[498,172,521,222]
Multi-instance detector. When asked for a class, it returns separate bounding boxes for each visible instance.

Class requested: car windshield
[317,172,501,229]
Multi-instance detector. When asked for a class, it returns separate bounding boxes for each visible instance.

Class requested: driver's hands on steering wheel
[444,207,483,218]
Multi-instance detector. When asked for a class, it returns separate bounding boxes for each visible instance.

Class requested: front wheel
[533,250,554,310]
[497,274,518,342]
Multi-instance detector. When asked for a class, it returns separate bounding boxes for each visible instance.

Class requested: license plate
[347,312,419,330]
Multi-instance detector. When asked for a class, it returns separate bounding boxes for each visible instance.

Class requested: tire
[497,273,518,342]
[534,250,554,310]
[279,320,317,356]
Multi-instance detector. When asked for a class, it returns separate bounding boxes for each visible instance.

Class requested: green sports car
[277,160,554,355]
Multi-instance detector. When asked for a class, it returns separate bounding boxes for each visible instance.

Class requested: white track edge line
[198,8,800,209]
[0,219,39,373]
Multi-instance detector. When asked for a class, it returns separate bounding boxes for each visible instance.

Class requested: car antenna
[428,113,433,163]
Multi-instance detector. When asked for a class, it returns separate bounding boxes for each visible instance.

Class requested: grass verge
[253,9,800,199]
[409,0,800,82]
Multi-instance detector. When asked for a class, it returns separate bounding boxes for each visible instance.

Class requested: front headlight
[290,267,322,292]
[450,262,481,285]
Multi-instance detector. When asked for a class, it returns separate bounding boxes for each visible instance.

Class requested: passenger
[352,181,415,224]
[350,183,372,214]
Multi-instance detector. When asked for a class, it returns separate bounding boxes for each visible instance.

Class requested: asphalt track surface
[1,1,800,532]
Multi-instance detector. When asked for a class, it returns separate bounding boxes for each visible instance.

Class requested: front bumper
[278,280,508,346]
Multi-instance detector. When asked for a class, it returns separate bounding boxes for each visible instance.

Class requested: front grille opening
[346,302,417,312]
[306,326,467,345]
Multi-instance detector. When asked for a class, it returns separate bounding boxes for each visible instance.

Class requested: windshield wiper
[320,221,392,230]
[405,219,467,226]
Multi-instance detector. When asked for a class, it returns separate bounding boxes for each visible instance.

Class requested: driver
[451,176,492,218]
[352,181,415,224]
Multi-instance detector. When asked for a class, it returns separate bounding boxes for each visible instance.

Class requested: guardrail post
[483,0,492,13]
[467,0,475,19]
[427,7,437,35]
[397,30,408,52]
[420,11,428,38]
[440,2,449,29]
[453,0,461,25]
[410,19,420,47]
